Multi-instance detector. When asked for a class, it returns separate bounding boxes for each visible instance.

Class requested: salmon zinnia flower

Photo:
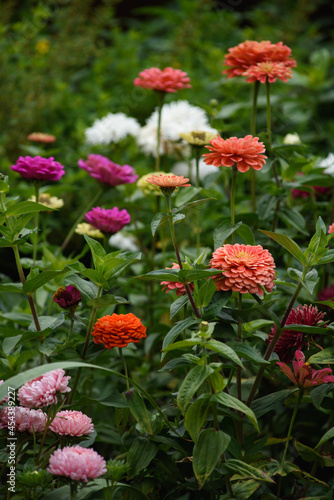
[91,313,147,350]
[160,263,195,296]
[146,174,191,196]
[277,350,334,388]
[210,244,276,295]
[243,61,293,83]
[134,67,191,93]
[328,223,334,234]
[203,135,266,173]
[27,132,56,143]
[267,304,326,363]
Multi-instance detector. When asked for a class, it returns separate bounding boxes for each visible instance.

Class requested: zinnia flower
[223,40,296,78]
[267,304,326,362]
[53,285,82,311]
[160,263,195,296]
[27,132,56,143]
[50,410,94,436]
[317,153,334,176]
[283,133,301,145]
[0,406,47,433]
[28,193,64,209]
[137,171,174,196]
[91,313,147,350]
[85,207,131,234]
[243,61,293,83]
[277,350,334,388]
[75,222,103,239]
[84,112,141,146]
[179,130,217,146]
[11,156,65,181]
[109,231,139,252]
[210,244,276,295]
[329,224,334,234]
[18,369,71,408]
[318,284,334,302]
[134,67,191,93]
[48,446,106,482]
[78,154,138,187]
[146,174,191,196]
[203,135,266,173]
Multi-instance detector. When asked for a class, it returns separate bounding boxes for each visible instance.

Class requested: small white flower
[283,133,301,145]
[85,112,141,145]
[137,100,218,157]
[318,153,334,176]
[108,231,139,252]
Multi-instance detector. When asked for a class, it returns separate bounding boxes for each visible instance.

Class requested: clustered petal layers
[91,313,147,350]
[134,67,191,93]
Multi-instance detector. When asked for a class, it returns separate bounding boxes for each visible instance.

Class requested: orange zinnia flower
[91,313,147,350]
[243,61,293,84]
[146,174,191,196]
[210,244,276,295]
[203,135,266,173]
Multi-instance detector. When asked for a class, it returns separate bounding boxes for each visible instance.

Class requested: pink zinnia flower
[11,156,65,181]
[329,223,334,234]
[48,446,107,482]
[84,206,131,234]
[210,244,276,295]
[160,263,195,296]
[78,154,138,187]
[0,406,47,433]
[267,304,326,363]
[223,40,296,78]
[203,135,266,173]
[50,410,94,436]
[134,67,191,93]
[18,369,71,408]
[318,284,334,302]
[53,285,81,311]
[27,132,56,143]
[243,61,293,83]
[277,350,334,388]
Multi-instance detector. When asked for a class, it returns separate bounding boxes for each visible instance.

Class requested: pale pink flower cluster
[50,410,94,436]
[18,369,71,408]
[48,446,107,482]
[0,406,47,433]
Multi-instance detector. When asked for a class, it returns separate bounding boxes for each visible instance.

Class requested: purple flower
[78,154,138,187]
[11,156,65,181]
[85,207,131,234]
[53,285,82,311]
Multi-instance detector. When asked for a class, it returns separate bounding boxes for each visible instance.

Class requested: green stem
[155,92,165,171]
[230,164,238,244]
[165,195,201,319]
[33,182,40,264]
[195,147,201,256]
[250,81,260,212]
[266,80,280,187]
[119,348,130,392]
[61,186,104,251]
[221,454,235,498]
[237,293,242,402]
[68,316,74,341]
[36,405,54,465]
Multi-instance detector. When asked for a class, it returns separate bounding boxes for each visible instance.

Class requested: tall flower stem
[250,81,260,212]
[61,186,104,251]
[230,164,238,244]
[195,147,202,256]
[155,92,165,171]
[276,389,304,500]
[119,348,130,392]
[33,181,40,264]
[237,293,243,402]
[165,195,201,319]
[266,80,280,187]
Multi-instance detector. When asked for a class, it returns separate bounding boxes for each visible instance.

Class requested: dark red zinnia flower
[53,286,82,312]
[267,304,326,362]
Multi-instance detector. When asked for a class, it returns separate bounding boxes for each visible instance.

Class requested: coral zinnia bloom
[267,304,326,363]
[53,285,82,311]
[223,40,296,78]
[277,350,334,388]
[78,154,138,187]
[91,313,147,350]
[328,223,334,234]
[18,369,71,408]
[85,207,131,234]
[134,67,191,93]
[0,406,47,433]
[210,244,276,295]
[48,446,107,482]
[50,410,94,436]
[27,132,56,143]
[203,135,266,173]
[243,61,293,83]
[146,174,191,196]
[11,156,65,181]
[160,263,195,296]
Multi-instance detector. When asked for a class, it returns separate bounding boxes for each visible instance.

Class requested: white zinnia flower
[318,153,334,176]
[137,100,218,157]
[85,112,141,146]
[283,133,301,145]
[108,231,139,252]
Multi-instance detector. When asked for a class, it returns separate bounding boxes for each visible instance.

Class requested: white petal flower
[283,133,301,145]
[108,231,139,252]
[85,112,141,145]
[318,153,334,176]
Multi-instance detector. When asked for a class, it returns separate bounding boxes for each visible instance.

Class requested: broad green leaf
[64,274,97,301]
[177,268,221,282]
[205,339,243,367]
[99,255,125,277]
[308,347,334,364]
[310,384,333,410]
[259,230,306,265]
[193,278,216,308]
[315,427,334,450]
[40,338,63,356]
[163,339,201,352]
[3,335,22,356]
[229,480,261,500]
[223,459,274,483]
[212,392,259,431]
[86,295,128,308]
[251,389,298,418]
[4,201,54,217]
[214,219,242,249]
[226,342,270,365]
[0,283,23,293]
[79,268,110,289]
[29,314,64,332]
[281,324,331,336]
[83,234,106,269]
[107,251,141,280]
[193,429,230,488]
[287,267,319,294]
[126,438,157,478]
[236,223,255,245]
[279,207,308,236]
[151,212,185,236]
[295,441,334,467]
[174,186,201,207]
[22,267,71,293]
[184,396,211,442]
[315,249,334,265]
[162,317,199,351]
[126,391,153,435]
[177,365,214,414]
[138,269,180,282]
[170,294,189,320]
[203,291,231,320]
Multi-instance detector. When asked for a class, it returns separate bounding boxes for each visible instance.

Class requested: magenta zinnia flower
[53,285,81,311]
[85,206,131,234]
[277,350,334,388]
[134,67,191,93]
[11,156,65,181]
[18,369,71,408]
[48,446,107,482]
[0,406,47,433]
[78,154,138,187]
[267,304,326,363]
[50,410,94,436]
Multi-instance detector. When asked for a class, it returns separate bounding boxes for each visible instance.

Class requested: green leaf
[79,269,110,289]
[4,201,54,217]
[22,267,71,293]
[163,339,201,353]
[151,212,185,236]
[281,324,331,336]
[83,234,106,269]
[174,186,201,207]
[315,249,334,265]
[162,317,199,351]
[126,438,157,478]
[226,342,270,365]
[40,338,63,356]
[259,230,306,265]
[177,268,220,282]
[212,392,259,431]
[204,339,243,367]
[214,219,242,248]
[126,391,153,435]
[315,427,334,450]
[223,459,274,483]
[0,283,23,293]
[2,335,22,356]
[203,291,231,320]
[193,429,230,488]
[287,267,319,294]
[64,275,97,301]
[236,223,255,245]
[177,364,214,414]
[86,295,128,308]
[170,295,189,320]
[279,207,309,236]
[174,198,215,213]
[251,389,298,418]
[308,347,334,364]
[295,441,334,467]
[138,269,180,282]
[184,396,211,442]
[193,278,216,309]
